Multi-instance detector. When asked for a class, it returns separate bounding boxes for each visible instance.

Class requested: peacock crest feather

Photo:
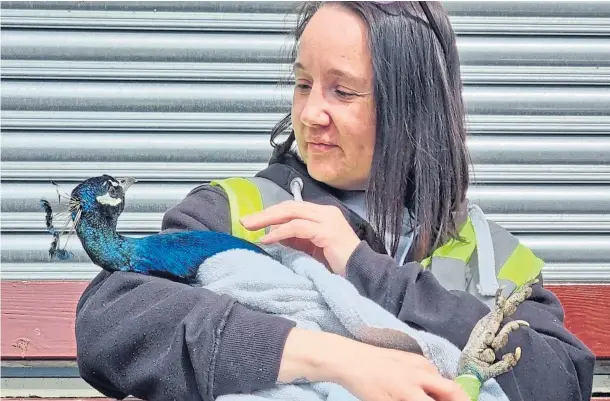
[40,180,83,260]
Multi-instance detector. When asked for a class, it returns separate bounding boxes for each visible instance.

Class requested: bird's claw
[503,279,538,316]
[456,278,538,383]
[487,346,522,377]
[491,319,529,350]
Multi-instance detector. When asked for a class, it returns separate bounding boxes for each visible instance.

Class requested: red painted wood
[2,281,609,359]
[546,284,610,359]
[1,281,89,359]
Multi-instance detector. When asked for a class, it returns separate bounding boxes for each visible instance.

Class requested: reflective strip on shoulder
[210,177,265,243]
[421,217,476,268]
[497,242,544,288]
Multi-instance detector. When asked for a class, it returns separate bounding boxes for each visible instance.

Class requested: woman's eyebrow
[292,62,307,73]
[293,62,367,86]
[328,67,366,86]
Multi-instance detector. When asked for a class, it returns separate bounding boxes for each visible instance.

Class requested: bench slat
[547,284,610,359]
[1,281,88,359]
[2,281,609,359]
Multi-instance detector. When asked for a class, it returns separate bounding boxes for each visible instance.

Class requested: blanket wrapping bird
[196,243,509,401]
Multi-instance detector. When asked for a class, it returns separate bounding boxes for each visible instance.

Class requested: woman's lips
[308,142,337,152]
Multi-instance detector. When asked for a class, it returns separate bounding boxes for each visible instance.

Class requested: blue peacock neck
[75,216,135,272]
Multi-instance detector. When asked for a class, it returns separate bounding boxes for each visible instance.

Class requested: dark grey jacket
[75,154,595,401]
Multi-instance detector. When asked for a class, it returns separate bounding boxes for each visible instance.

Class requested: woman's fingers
[241,200,359,275]
[259,219,320,245]
[241,200,329,230]
[421,376,471,401]
[407,390,436,401]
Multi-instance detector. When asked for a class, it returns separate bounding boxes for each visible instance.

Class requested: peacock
[40,174,269,284]
[41,174,535,400]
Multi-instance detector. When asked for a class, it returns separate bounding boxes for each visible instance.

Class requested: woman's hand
[240,200,361,276]
[279,328,470,401]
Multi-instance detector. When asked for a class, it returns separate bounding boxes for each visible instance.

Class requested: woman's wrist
[277,327,347,385]
[332,235,362,277]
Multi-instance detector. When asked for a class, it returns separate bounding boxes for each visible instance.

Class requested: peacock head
[40,175,136,260]
[71,175,136,219]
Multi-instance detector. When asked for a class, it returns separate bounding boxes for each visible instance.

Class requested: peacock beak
[117,177,137,192]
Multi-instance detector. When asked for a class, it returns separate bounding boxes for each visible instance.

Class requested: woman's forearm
[277,327,469,401]
[345,241,595,400]
[277,327,344,384]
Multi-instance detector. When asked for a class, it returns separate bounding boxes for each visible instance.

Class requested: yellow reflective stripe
[421,256,432,268]
[497,242,544,287]
[420,217,476,268]
[210,177,265,243]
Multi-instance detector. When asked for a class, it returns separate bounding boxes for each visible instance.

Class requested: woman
[75,2,595,401]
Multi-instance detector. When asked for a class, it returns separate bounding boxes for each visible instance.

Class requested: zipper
[289,177,304,202]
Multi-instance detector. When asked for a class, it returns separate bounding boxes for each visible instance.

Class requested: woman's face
[291,5,376,191]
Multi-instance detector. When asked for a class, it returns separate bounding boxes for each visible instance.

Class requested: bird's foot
[456,278,538,383]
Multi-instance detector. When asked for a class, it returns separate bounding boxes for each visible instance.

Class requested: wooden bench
[2,280,609,400]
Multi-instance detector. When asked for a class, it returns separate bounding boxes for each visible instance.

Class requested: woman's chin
[307,166,366,191]
[307,165,338,185]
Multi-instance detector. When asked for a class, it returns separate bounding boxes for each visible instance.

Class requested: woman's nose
[300,86,330,127]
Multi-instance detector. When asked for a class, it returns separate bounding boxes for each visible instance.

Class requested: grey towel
[197,244,509,401]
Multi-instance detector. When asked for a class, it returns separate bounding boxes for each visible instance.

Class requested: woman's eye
[295,83,311,91]
[335,89,356,99]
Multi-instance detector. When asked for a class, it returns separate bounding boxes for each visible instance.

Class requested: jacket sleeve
[345,240,596,401]
[75,185,296,401]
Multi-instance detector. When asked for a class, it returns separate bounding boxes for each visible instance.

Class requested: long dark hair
[270,1,470,261]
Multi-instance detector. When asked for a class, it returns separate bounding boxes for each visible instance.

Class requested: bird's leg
[456,278,538,383]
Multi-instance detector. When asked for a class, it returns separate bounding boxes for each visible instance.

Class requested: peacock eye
[108,186,118,197]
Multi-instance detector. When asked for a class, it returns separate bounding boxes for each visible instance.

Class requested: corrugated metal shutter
[2,1,609,283]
